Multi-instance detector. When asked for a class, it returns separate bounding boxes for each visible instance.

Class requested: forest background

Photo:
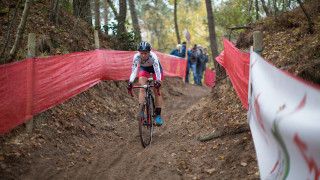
[0,0,314,73]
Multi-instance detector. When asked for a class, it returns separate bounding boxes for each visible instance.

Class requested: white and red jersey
[129,51,162,82]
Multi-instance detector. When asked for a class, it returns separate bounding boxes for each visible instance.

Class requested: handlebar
[128,85,161,97]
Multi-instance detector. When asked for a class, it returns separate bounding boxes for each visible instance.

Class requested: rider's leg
[154,87,162,108]
[139,77,147,104]
[153,73,163,126]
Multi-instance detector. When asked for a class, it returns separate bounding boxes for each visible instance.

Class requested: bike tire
[150,95,155,125]
[138,102,153,148]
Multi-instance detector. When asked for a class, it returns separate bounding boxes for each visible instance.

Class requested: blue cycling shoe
[155,115,163,126]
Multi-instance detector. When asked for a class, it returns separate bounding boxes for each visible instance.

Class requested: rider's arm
[153,56,162,81]
[129,55,139,82]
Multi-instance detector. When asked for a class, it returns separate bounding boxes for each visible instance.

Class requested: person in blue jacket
[170,44,182,57]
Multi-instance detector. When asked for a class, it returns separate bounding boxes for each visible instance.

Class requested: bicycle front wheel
[138,102,153,148]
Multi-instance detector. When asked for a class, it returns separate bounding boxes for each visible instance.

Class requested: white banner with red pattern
[248,50,320,180]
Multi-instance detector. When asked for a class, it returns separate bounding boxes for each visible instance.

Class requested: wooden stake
[94,30,100,49]
[253,31,263,55]
[26,33,35,133]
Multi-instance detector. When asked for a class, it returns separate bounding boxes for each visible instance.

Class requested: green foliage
[106,21,141,51]
[214,0,250,28]
[39,51,50,57]
[37,8,46,13]
[0,8,9,15]
[267,19,277,25]
[63,0,73,14]
[62,46,70,54]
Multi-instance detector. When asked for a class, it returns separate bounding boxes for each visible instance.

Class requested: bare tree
[73,0,91,24]
[118,0,127,33]
[296,0,314,33]
[255,0,260,20]
[7,0,31,62]
[261,0,271,16]
[50,0,59,25]
[103,0,108,33]
[106,0,118,18]
[107,0,127,34]
[248,0,253,23]
[205,0,225,79]
[274,0,278,21]
[94,0,101,30]
[174,0,180,44]
[0,0,22,63]
[128,0,141,41]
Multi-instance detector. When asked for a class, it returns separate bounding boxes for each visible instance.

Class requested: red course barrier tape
[215,38,250,110]
[0,49,214,134]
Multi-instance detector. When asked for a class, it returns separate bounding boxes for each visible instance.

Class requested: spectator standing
[196,45,204,85]
[170,44,182,57]
[180,42,187,58]
[186,44,200,84]
[199,48,209,85]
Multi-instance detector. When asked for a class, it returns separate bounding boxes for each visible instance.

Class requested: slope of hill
[0,0,319,179]
[0,0,110,63]
[237,0,320,85]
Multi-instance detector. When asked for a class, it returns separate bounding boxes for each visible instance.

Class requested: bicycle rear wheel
[138,102,153,147]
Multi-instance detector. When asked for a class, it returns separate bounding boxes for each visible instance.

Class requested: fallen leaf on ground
[205,168,216,174]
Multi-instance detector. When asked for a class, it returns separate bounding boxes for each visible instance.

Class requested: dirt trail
[1,78,213,180]
[64,83,211,180]
[1,77,258,180]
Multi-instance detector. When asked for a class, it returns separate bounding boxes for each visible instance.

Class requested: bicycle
[128,77,160,148]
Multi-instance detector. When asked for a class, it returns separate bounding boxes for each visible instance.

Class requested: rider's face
[140,51,150,61]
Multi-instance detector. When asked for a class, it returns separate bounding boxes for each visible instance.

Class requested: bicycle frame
[128,78,161,147]
[128,77,160,123]
[128,78,161,98]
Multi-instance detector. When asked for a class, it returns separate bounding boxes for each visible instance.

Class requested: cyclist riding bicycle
[127,41,164,126]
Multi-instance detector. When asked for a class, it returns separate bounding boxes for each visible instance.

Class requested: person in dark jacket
[185,44,200,84]
[180,42,187,58]
[170,44,182,57]
[196,45,204,85]
[198,48,209,85]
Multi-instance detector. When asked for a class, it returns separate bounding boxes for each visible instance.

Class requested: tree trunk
[73,0,80,17]
[205,0,225,79]
[248,0,253,23]
[54,0,59,24]
[106,0,118,19]
[255,0,259,20]
[174,0,180,44]
[261,0,270,16]
[274,0,278,21]
[118,0,127,34]
[61,0,70,8]
[50,0,55,22]
[83,0,91,24]
[7,0,31,62]
[103,0,108,33]
[128,0,141,41]
[0,0,22,63]
[296,0,314,33]
[73,0,91,24]
[94,0,101,30]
